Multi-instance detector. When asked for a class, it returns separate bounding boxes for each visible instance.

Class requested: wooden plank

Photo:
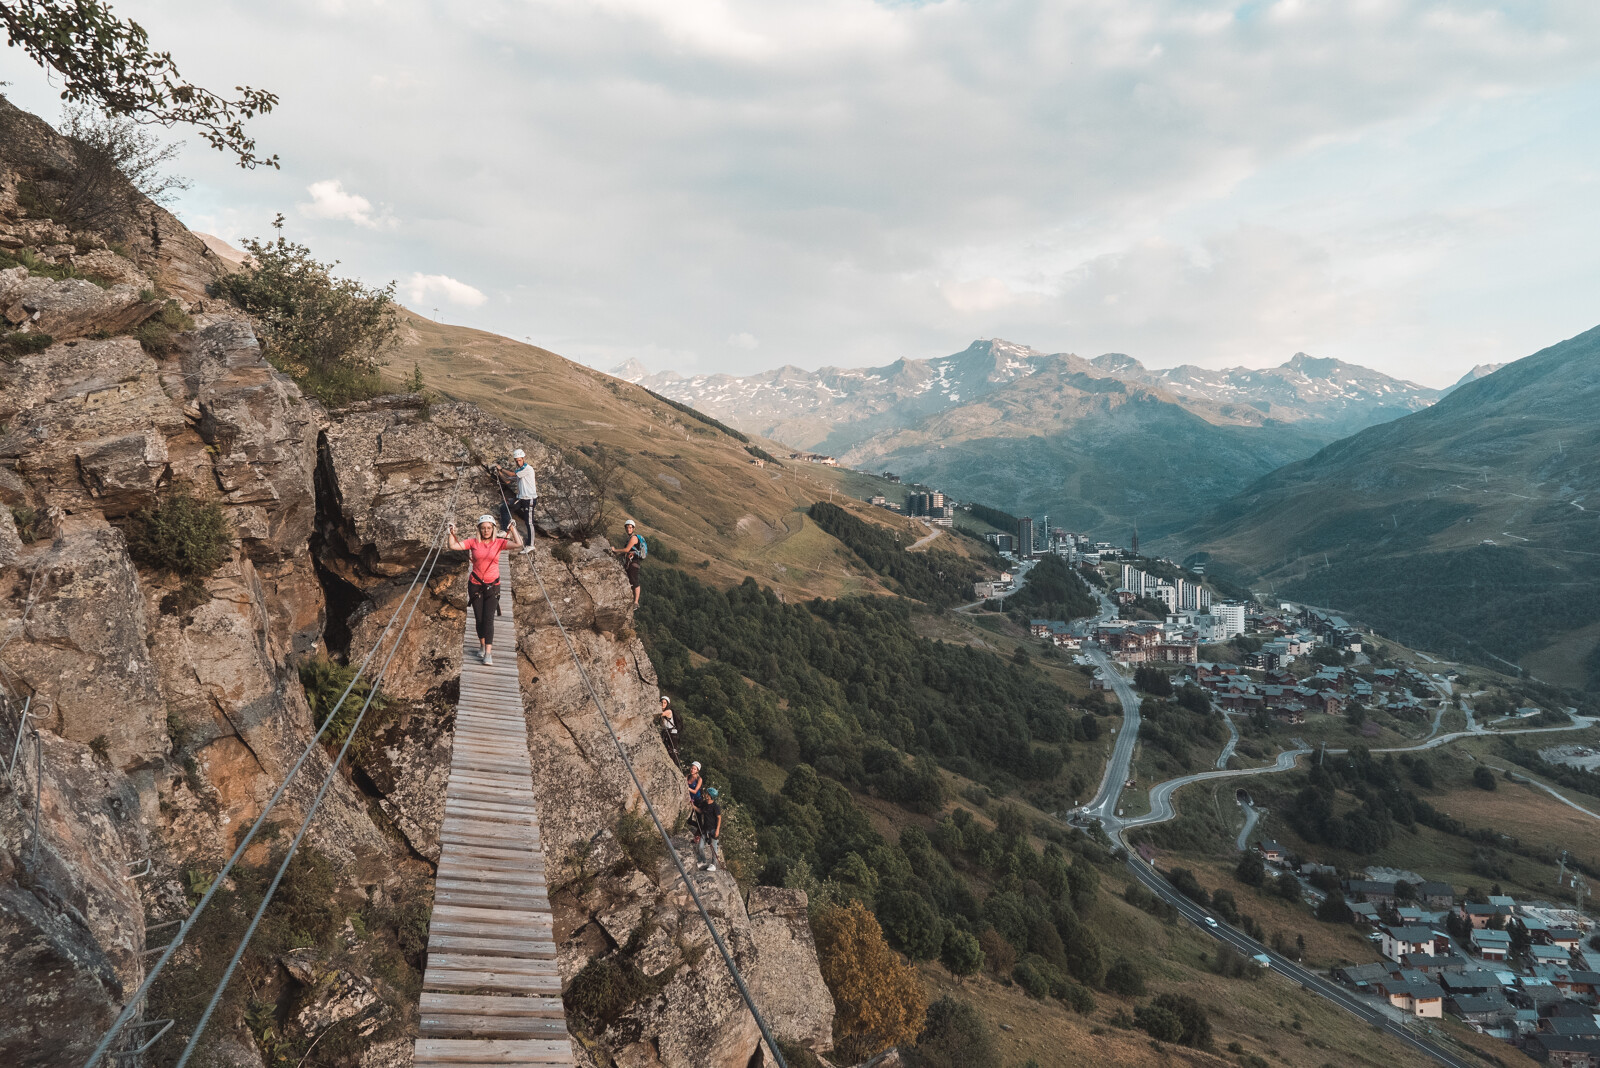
[443,843,542,863]
[412,1038,573,1065]
[441,813,538,832]
[439,832,543,852]
[432,904,553,927]
[446,777,535,794]
[445,793,538,810]
[434,887,551,910]
[437,860,547,882]
[420,1013,568,1038]
[438,832,543,851]
[430,954,560,976]
[438,825,541,844]
[444,803,539,823]
[420,968,562,996]
[430,919,553,943]
[434,880,550,901]
[442,805,539,825]
[437,856,546,877]
[435,868,547,891]
[428,933,556,959]
[419,993,565,1018]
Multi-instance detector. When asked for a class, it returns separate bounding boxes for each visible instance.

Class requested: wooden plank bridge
[413,553,574,1066]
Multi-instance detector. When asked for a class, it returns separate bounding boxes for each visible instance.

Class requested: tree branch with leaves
[1,0,277,167]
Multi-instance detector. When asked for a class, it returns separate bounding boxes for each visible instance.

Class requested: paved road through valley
[1123,855,1475,1068]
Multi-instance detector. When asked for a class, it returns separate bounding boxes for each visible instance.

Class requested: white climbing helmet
[512,448,526,459]
[690,761,701,771]
[624,518,636,528]
[477,514,496,527]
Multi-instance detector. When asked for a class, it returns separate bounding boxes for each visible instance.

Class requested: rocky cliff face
[0,94,832,1068]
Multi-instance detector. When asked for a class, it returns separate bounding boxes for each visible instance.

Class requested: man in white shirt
[493,448,539,553]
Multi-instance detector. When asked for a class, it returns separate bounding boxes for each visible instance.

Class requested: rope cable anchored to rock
[488,470,789,1068]
[82,467,467,1068]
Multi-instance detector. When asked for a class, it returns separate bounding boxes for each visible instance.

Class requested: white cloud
[727,332,759,349]
[405,273,488,308]
[42,0,1600,387]
[298,179,394,229]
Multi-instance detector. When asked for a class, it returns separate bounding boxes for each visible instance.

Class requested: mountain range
[1182,325,1600,689]
[623,341,1449,534]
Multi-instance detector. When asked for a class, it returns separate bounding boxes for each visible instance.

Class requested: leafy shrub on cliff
[126,483,231,579]
[298,656,389,749]
[904,996,1000,1068]
[133,298,194,355]
[1,331,54,360]
[218,217,397,405]
[812,902,926,1063]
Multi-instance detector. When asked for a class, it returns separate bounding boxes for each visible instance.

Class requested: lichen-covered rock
[512,541,685,881]
[746,887,835,1054]
[0,731,149,1068]
[0,268,154,338]
[0,337,182,518]
[362,702,455,862]
[178,321,321,562]
[143,553,391,871]
[2,516,165,767]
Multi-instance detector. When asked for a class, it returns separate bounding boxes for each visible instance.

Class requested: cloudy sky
[5,0,1600,386]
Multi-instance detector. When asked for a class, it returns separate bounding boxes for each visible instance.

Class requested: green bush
[939,928,983,976]
[905,996,1000,1068]
[616,808,665,876]
[1104,958,1146,996]
[1,331,54,360]
[1137,994,1213,1047]
[126,484,231,579]
[298,656,388,749]
[1136,1004,1184,1043]
[876,890,943,961]
[9,506,39,543]
[133,299,194,355]
[1012,959,1053,999]
[218,220,397,405]
[564,957,628,1024]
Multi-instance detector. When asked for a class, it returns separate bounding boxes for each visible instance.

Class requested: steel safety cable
[172,470,466,1067]
[485,462,789,1066]
[82,467,467,1068]
[520,552,790,1068]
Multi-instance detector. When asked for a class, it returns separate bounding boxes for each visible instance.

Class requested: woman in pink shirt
[448,514,523,665]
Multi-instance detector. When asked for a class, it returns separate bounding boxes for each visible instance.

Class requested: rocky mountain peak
[608,357,654,382]
[1452,362,1506,388]
[1282,352,1344,377]
[1090,352,1146,375]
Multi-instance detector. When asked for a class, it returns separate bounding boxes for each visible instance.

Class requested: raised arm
[447,521,467,552]
[507,520,525,548]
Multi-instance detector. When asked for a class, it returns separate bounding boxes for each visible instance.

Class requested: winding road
[1073,642,1597,1068]
[1124,743,1311,830]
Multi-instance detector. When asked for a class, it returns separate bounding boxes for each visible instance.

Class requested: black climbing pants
[468,578,500,645]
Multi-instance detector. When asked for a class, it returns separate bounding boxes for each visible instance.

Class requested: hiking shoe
[483,651,494,666]
[705,864,716,872]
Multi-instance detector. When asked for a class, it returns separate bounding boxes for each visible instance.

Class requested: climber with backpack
[609,518,646,605]
[698,787,724,872]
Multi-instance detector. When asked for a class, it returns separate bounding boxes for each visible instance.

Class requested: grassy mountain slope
[1182,324,1600,688]
[845,361,1324,535]
[397,311,957,599]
